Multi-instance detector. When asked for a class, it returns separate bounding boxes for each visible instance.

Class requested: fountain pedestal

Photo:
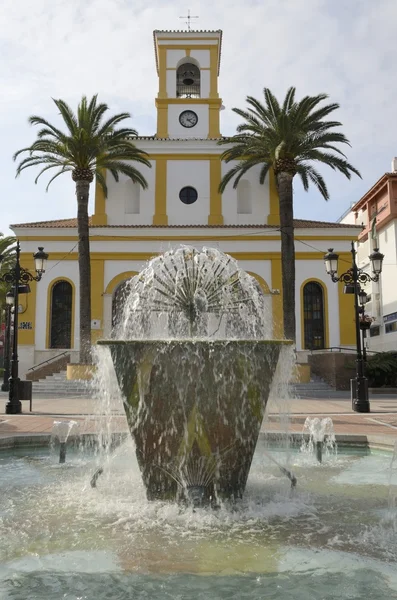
[98,339,288,502]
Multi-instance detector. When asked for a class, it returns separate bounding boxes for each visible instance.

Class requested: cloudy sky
[1,0,396,235]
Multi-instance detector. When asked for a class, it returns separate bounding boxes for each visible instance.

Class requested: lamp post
[0,241,48,414]
[324,241,384,413]
[1,292,14,392]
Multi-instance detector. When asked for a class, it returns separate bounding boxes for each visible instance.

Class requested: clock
[179,110,198,128]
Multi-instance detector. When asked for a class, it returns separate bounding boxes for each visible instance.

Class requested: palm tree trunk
[276,172,296,342]
[76,180,92,364]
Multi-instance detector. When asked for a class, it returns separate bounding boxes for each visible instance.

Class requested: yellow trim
[21,251,357,262]
[300,278,330,350]
[155,98,222,106]
[149,153,221,160]
[156,106,168,138]
[156,37,221,41]
[267,169,280,225]
[105,271,139,295]
[271,258,283,338]
[157,46,167,99]
[247,272,271,294]
[91,259,104,343]
[209,46,219,98]
[17,257,36,346]
[46,277,75,350]
[208,158,223,225]
[153,158,168,225]
[18,234,360,242]
[157,44,218,50]
[92,171,108,226]
[338,259,356,346]
[208,105,220,138]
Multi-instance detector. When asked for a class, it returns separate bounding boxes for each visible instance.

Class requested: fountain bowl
[98,339,291,503]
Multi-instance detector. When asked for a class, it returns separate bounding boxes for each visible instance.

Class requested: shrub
[366,351,397,387]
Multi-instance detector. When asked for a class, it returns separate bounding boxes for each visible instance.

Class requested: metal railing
[28,351,69,372]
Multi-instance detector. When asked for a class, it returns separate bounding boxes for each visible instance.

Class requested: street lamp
[0,241,48,414]
[1,292,14,392]
[324,241,384,413]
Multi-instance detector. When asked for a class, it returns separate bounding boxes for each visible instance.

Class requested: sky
[1,0,397,236]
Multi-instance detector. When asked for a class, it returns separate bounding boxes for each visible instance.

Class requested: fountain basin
[98,339,290,502]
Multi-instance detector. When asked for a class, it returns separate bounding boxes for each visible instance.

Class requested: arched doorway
[112,280,131,328]
[303,281,325,349]
[49,280,73,348]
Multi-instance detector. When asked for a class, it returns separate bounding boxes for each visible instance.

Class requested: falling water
[93,246,293,504]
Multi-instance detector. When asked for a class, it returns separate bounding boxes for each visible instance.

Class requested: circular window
[179,186,198,205]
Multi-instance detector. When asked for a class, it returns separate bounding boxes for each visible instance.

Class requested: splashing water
[51,420,80,463]
[300,417,337,463]
[112,246,272,340]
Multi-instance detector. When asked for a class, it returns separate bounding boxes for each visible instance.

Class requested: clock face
[179,110,198,128]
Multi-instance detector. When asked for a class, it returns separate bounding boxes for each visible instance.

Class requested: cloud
[1,0,397,233]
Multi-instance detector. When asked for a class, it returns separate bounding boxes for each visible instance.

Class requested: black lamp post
[0,241,48,414]
[324,241,384,413]
[1,291,14,392]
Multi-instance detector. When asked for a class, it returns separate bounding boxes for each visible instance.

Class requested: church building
[11,29,361,377]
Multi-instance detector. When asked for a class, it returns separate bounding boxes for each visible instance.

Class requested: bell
[182,71,195,85]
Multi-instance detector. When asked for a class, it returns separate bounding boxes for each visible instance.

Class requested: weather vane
[179,9,199,31]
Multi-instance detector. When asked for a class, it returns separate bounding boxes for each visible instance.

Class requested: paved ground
[1,391,397,446]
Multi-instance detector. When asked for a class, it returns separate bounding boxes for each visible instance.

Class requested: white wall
[222,162,270,225]
[167,160,210,225]
[106,161,155,226]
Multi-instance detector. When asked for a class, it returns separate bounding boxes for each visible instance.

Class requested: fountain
[98,247,291,503]
[50,420,80,463]
[2,246,397,598]
[301,417,336,463]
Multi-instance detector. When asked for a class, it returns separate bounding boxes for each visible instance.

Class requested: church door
[50,280,73,348]
[303,282,325,349]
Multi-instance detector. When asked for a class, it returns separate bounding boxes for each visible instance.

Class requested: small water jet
[98,247,292,503]
[51,420,80,463]
[301,417,337,463]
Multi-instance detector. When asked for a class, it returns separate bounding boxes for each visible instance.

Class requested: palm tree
[13,95,151,364]
[219,87,360,342]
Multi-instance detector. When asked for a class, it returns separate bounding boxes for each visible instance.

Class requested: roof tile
[11,217,361,230]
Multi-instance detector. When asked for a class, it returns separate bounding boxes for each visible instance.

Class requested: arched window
[303,282,325,349]
[50,281,73,348]
[237,179,252,214]
[176,62,200,98]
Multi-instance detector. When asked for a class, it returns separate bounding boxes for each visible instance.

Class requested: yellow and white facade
[11,29,361,376]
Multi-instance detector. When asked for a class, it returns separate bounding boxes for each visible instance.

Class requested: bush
[366,351,397,388]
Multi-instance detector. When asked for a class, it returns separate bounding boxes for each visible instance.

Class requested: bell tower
[153,30,223,139]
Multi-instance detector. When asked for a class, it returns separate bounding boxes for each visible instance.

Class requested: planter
[98,339,289,502]
[359,321,372,330]
[66,364,96,380]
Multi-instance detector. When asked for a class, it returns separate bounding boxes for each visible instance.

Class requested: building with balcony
[339,159,397,351]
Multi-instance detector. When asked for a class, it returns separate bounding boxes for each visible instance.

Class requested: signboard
[18,322,33,330]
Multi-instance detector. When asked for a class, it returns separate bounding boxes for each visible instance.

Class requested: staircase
[32,371,94,398]
[290,377,344,399]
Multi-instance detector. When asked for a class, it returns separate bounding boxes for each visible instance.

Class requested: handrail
[28,351,69,372]
[309,346,381,355]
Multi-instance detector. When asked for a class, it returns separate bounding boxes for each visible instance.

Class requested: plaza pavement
[1,390,397,448]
